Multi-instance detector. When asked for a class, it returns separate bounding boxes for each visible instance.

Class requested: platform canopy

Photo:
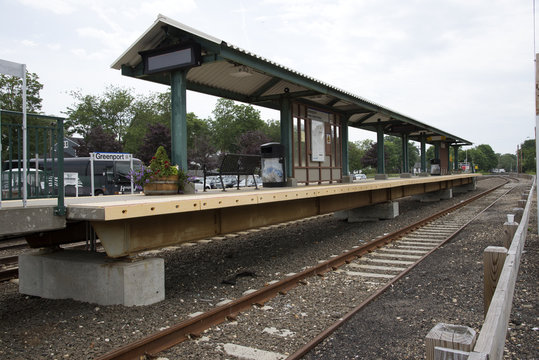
[112,14,471,146]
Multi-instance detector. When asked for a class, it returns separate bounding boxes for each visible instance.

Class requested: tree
[498,153,516,172]
[136,123,172,164]
[123,92,170,155]
[262,119,281,142]
[349,139,373,172]
[75,126,122,156]
[0,72,43,112]
[210,98,266,153]
[520,139,536,173]
[383,136,402,173]
[64,85,135,143]
[235,130,272,155]
[476,144,498,171]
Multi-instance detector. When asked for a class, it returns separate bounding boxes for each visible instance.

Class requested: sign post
[0,59,27,208]
[90,152,133,196]
[535,53,539,232]
[64,172,79,197]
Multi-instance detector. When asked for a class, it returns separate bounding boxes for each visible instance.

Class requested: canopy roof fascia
[112,14,472,147]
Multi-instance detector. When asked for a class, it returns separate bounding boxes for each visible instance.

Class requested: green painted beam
[171,70,188,171]
[420,134,426,172]
[251,77,281,98]
[350,112,375,125]
[280,96,293,178]
[376,123,385,174]
[252,90,320,103]
[401,133,409,173]
[187,82,252,103]
[341,116,349,176]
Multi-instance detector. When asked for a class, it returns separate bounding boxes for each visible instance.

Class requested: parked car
[190,177,211,191]
[353,173,367,180]
[238,175,262,188]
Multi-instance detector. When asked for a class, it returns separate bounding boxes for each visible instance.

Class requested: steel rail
[287,178,516,359]
[96,179,510,360]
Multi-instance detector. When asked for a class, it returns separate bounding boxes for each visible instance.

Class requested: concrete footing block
[374,173,389,180]
[453,182,476,194]
[400,173,412,178]
[340,201,399,222]
[286,177,298,187]
[341,175,353,183]
[413,189,453,202]
[19,250,164,306]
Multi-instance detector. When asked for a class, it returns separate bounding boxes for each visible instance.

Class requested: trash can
[260,142,286,187]
[430,159,441,176]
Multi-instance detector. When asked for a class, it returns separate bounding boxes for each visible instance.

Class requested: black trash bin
[430,159,441,176]
[260,142,286,187]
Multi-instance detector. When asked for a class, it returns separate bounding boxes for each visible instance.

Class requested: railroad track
[95,178,518,360]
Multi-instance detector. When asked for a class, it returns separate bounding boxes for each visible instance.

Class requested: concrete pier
[413,189,453,203]
[19,250,164,306]
[335,201,399,222]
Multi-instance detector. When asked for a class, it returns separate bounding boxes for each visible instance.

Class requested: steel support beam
[377,123,385,174]
[280,96,293,178]
[171,70,188,171]
[341,116,349,176]
[421,133,427,173]
[402,133,409,173]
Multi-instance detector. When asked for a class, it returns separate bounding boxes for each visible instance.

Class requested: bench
[203,154,261,191]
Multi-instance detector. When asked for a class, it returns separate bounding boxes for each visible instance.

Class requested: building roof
[112,14,472,146]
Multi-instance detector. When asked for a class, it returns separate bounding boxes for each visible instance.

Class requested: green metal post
[420,134,426,173]
[341,116,349,176]
[376,123,385,174]
[401,133,409,173]
[280,96,293,178]
[445,143,451,174]
[453,145,459,171]
[55,117,65,215]
[171,70,188,171]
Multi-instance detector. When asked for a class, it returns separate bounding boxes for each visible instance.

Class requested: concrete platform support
[375,173,389,180]
[335,201,399,222]
[452,181,477,194]
[19,250,164,306]
[400,173,412,178]
[413,189,453,203]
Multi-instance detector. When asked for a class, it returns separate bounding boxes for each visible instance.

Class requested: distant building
[63,137,82,158]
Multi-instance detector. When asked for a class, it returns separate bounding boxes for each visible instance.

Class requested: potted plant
[130,146,192,195]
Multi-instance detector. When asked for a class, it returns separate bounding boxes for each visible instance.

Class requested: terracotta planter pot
[143,175,180,195]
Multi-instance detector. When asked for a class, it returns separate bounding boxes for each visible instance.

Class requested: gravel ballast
[0,176,536,359]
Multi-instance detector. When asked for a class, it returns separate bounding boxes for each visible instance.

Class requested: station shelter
[112,15,472,183]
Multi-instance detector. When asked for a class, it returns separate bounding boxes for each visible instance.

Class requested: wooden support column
[171,69,188,171]
[483,246,508,316]
[503,215,518,249]
[425,323,477,360]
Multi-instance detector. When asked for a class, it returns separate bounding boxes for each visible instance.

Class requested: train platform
[4,173,479,306]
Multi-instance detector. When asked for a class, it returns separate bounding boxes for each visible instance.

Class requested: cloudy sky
[0,0,535,155]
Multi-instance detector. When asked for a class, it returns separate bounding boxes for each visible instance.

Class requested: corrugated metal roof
[112,14,472,146]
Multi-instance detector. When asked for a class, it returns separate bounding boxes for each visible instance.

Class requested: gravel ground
[304,177,537,360]
[0,176,534,359]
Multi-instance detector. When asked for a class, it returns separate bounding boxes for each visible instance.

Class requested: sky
[0,0,535,155]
